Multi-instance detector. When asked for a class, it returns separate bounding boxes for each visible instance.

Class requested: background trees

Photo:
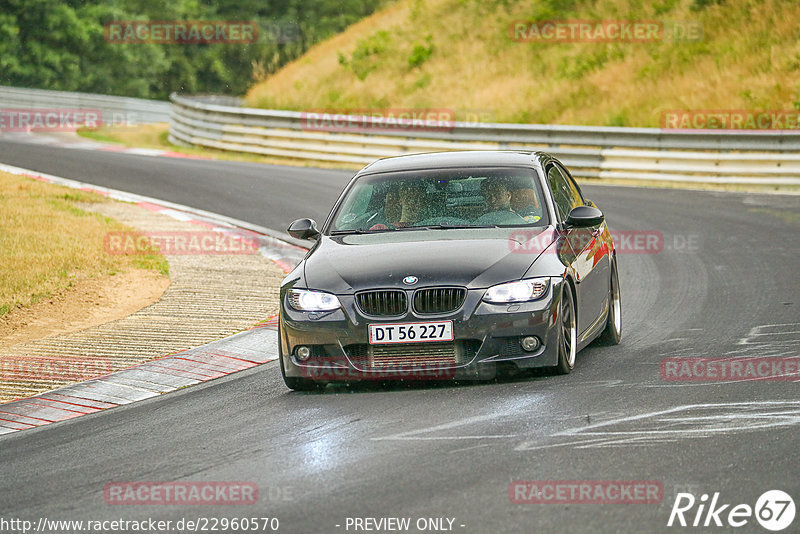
[0,0,388,99]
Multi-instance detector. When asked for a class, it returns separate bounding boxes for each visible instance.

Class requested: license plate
[368,321,454,345]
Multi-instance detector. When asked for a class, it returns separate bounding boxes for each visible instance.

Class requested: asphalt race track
[1,138,799,532]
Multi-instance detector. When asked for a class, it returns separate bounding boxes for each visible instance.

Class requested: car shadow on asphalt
[285,366,558,395]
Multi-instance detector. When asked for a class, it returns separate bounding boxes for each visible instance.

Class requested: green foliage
[691,0,725,11]
[606,112,628,127]
[512,110,533,123]
[133,255,169,276]
[527,0,577,20]
[652,0,681,16]
[408,35,433,68]
[412,73,432,90]
[556,48,611,79]
[340,30,391,80]
[0,0,388,98]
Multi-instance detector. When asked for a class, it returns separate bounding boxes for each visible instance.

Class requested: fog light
[295,346,311,361]
[520,336,540,352]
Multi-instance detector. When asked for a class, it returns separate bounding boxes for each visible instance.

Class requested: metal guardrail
[165,93,796,185]
[0,86,170,125]
[1,87,796,185]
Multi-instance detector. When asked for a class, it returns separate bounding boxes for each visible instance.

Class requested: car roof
[358,150,546,175]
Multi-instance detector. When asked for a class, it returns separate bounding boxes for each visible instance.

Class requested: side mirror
[565,206,604,228]
[287,218,320,240]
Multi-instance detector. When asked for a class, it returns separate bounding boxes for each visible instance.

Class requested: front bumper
[280,278,565,382]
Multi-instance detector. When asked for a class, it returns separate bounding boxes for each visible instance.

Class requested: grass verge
[0,171,168,318]
[77,124,359,170]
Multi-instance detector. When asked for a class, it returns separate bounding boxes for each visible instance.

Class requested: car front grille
[413,287,467,314]
[345,340,480,370]
[355,290,407,316]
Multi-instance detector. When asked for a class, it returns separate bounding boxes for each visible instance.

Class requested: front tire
[554,284,577,375]
[598,258,622,345]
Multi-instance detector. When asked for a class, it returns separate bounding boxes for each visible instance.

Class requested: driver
[482,178,512,211]
[397,182,427,224]
[475,178,526,225]
[510,187,542,222]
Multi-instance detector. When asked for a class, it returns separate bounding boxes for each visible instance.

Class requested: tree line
[0,0,387,99]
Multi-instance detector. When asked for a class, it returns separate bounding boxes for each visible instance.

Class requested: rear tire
[598,258,622,345]
[554,284,577,375]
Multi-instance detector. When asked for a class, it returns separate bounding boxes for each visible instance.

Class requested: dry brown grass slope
[245,0,800,126]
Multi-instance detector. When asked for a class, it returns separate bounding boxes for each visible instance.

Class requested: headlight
[482,278,550,303]
[288,289,341,311]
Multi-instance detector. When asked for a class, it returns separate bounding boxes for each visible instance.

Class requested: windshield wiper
[329,228,395,235]
[406,224,500,230]
[331,224,502,234]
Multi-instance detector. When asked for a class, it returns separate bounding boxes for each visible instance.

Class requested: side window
[546,165,580,222]
[556,163,585,206]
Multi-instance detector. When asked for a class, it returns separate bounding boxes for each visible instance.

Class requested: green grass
[76,124,363,170]
[245,0,800,127]
[0,171,169,317]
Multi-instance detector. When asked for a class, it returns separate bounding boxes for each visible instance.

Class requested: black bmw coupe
[279,151,621,390]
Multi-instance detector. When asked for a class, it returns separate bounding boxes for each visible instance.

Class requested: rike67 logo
[668,490,795,531]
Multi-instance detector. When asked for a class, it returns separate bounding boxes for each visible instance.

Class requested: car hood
[303,227,555,293]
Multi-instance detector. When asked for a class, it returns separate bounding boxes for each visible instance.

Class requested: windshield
[329,167,548,233]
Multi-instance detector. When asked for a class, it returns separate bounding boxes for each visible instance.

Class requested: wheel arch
[562,273,578,328]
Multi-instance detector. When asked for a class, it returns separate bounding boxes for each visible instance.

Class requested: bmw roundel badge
[403,275,418,285]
